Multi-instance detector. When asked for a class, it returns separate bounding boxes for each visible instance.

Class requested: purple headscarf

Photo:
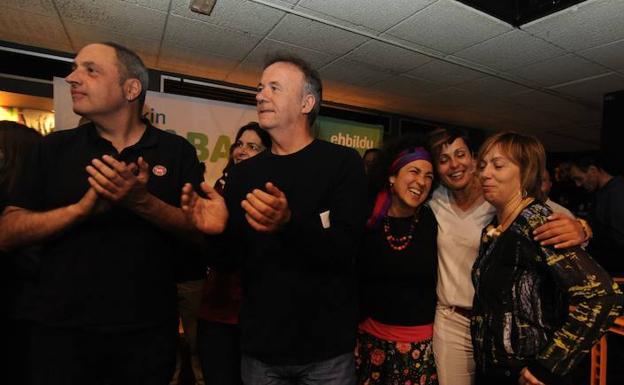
[366,147,432,229]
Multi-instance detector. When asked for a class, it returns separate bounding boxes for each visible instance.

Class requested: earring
[522,189,527,198]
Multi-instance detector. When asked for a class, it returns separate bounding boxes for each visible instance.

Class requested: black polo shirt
[9,121,204,330]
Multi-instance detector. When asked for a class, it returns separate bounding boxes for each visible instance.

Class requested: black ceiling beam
[458,0,586,26]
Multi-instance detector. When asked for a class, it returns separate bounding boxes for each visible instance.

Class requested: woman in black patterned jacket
[471,131,623,385]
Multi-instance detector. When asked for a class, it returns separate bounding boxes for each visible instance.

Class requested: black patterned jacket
[471,201,623,384]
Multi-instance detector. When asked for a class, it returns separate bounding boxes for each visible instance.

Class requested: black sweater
[358,206,438,326]
[221,139,368,365]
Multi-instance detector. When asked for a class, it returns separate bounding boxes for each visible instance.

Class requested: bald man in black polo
[0,42,203,385]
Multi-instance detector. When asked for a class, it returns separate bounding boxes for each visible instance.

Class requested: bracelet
[577,218,593,242]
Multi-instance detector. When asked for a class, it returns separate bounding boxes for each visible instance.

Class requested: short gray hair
[101,42,149,114]
[264,53,322,126]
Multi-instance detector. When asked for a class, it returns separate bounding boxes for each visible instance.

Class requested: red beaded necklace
[383,210,420,251]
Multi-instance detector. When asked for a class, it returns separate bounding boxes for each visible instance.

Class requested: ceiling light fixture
[190,0,217,16]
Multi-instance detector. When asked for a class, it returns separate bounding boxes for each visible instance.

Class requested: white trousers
[433,305,475,385]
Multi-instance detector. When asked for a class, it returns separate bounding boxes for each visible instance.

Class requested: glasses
[232,141,264,153]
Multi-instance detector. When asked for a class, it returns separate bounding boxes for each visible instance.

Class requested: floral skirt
[355,330,438,385]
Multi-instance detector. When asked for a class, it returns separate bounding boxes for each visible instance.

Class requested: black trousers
[476,369,572,385]
[4,318,31,385]
[197,319,242,385]
[476,370,519,385]
[27,322,178,385]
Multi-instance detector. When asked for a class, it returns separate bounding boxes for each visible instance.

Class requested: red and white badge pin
[152,165,167,176]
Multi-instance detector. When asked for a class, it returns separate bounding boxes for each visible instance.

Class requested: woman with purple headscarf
[356,137,439,385]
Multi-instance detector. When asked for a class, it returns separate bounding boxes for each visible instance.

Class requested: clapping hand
[241,182,291,233]
[181,182,228,234]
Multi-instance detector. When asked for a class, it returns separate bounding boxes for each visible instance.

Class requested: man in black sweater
[182,55,367,384]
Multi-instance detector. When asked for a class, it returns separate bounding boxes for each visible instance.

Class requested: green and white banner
[316,116,383,156]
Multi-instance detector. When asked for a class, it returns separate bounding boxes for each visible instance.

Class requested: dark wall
[602,90,624,175]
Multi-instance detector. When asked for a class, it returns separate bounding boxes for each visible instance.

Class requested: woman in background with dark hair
[213,122,271,194]
[356,136,438,385]
[196,122,271,385]
[0,121,42,199]
[472,131,622,385]
[0,121,42,385]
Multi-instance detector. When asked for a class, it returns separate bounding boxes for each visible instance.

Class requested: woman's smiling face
[389,159,434,216]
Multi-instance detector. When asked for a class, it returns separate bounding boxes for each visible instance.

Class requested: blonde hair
[478,131,546,201]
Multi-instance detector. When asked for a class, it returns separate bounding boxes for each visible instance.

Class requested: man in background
[541,168,575,218]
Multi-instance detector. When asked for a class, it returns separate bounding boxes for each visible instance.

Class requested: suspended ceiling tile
[0,7,72,52]
[399,97,438,115]
[243,38,336,69]
[297,0,436,33]
[386,0,512,54]
[344,40,433,74]
[225,60,264,87]
[457,76,531,99]
[170,0,288,35]
[55,0,167,39]
[286,5,378,37]
[66,23,160,65]
[5,0,57,16]
[159,44,239,81]
[549,72,624,107]
[378,33,447,58]
[506,90,592,120]
[473,100,536,124]
[339,91,393,110]
[454,29,565,71]
[404,59,485,86]
[425,86,485,109]
[267,14,369,55]
[224,71,261,88]
[415,108,490,129]
[510,91,603,126]
[319,59,394,87]
[444,55,506,77]
[331,83,376,98]
[578,38,624,71]
[163,15,262,60]
[522,0,624,52]
[507,53,609,87]
[370,74,441,99]
[120,0,171,12]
